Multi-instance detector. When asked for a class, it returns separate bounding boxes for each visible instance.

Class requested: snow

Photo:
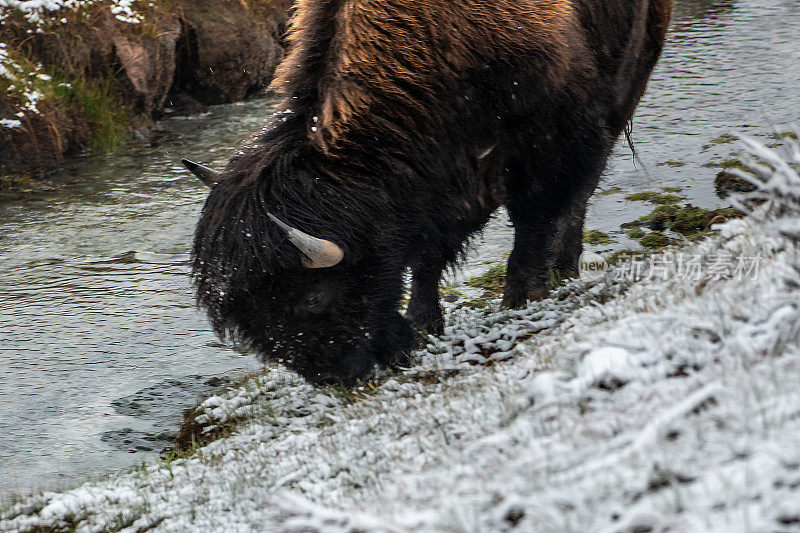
[0,0,142,25]
[0,41,45,124]
[0,0,146,126]
[3,135,800,531]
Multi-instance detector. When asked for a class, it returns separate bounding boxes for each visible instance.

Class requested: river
[1,0,798,499]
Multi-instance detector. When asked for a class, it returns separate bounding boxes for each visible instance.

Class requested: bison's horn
[181,158,220,187]
[267,213,344,269]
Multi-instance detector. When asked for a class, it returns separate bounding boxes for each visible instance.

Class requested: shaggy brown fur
[273,0,589,153]
[193,0,673,383]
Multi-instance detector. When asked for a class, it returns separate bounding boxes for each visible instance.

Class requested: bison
[186,0,673,384]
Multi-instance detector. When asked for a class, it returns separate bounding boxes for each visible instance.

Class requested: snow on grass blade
[3,132,800,531]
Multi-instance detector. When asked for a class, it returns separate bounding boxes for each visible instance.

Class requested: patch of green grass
[48,73,130,153]
[596,186,624,196]
[548,271,571,290]
[583,229,616,245]
[662,186,684,193]
[1,44,130,155]
[465,263,507,293]
[624,190,686,205]
[323,381,384,404]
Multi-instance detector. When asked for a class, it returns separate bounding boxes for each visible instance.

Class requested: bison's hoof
[502,287,549,309]
[406,301,444,336]
[407,313,445,337]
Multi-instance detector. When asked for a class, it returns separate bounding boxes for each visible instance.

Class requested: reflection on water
[1,0,799,498]
[671,0,736,23]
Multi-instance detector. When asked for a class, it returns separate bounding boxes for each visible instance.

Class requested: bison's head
[184,159,413,385]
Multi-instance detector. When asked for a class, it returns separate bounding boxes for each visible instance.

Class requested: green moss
[624,190,685,205]
[658,160,686,167]
[440,285,463,297]
[0,174,34,190]
[714,171,756,198]
[662,186,684,193]
[596,186,624,196]
[701,133,737,150]
[606,249,645,266]
[702,157,746,170]
[465,263,507,293]
[622,202,744,249]
[639,204,679,229]
[670,205,710,233]
[626,227,645,239]
[767,131,798,141]
[639,231,675,249]
[583,229,616,245]
[670,205,738,234]
[766,131,799,149]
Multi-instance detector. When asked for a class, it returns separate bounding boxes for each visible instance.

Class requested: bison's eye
[295,290,333,316]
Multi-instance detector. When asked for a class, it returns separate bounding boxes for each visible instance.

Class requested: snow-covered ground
[2,135,800,532]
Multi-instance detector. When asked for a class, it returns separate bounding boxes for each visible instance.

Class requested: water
[461,0,800,277]
[1,0,798,499]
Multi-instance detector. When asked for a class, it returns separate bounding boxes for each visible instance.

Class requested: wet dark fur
[193,0,673,384]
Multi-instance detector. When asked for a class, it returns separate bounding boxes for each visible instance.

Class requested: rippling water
[1,0,799,498]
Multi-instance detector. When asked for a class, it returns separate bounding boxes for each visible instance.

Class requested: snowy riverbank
[3,135,800,532]
[0,0,289,180]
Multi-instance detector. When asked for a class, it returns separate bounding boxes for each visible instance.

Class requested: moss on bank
[0,174,33,190]
[624,189,686,205]
[465,263,507,295]
[0,0,290,180]
[49,73,130,153]
[583,229,616,245]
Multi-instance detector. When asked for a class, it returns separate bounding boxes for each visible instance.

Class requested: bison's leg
[553,181,600,280]
[502,200,570,308]
[406,259,446,335]
[374,310,417,368]
[502,150,605,308]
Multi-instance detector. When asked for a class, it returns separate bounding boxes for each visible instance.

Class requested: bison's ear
[267,213,344,269]
[181,159,221,187]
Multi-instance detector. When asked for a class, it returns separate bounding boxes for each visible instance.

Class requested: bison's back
[273,0,670,155]
[273,0,595,150]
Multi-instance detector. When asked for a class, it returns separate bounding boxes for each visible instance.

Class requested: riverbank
[3,135,799,531]
[0,0,289,182]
